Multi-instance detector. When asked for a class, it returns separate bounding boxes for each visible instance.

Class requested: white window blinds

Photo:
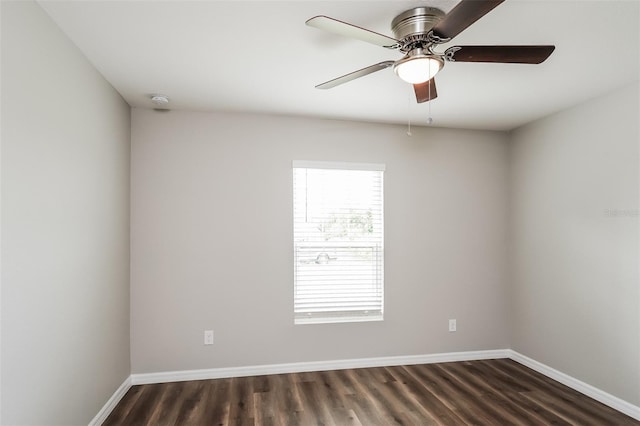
[293,161,384,324]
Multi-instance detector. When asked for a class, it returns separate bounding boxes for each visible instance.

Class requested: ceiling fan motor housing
[391,7,445,52]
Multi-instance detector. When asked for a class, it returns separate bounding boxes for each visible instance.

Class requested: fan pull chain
[407,87,412,136]
[427,79,433,125]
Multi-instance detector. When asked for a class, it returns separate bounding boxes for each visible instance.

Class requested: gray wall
[1,1,131,424]
[130,108,510,373]
[509,83,640,405]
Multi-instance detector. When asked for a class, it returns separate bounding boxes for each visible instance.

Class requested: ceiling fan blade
[316,61,395,89]
[446,45,555,64]
[306,16,400,49]
[414,78,437,103]
[431,0,505,41]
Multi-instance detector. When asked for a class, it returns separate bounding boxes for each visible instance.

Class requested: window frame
[292,160,385,325]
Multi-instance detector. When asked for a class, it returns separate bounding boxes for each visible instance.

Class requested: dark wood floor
[104,358,639,425]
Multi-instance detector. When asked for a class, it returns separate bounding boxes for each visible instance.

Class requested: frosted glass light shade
[393,55,444,84]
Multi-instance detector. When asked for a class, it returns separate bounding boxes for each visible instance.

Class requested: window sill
[295,315,383,325]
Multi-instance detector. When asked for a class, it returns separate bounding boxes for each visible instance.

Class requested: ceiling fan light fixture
[393,53,444,84]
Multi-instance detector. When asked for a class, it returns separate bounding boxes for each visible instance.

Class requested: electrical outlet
[449,319,457,332]
[204,330,214,345]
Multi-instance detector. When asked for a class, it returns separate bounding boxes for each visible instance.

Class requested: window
[292,161,384,324]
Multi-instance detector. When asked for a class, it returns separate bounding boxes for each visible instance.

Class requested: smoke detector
[150,94,169,107]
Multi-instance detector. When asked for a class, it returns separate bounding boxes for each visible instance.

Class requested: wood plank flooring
[104,359,639,425]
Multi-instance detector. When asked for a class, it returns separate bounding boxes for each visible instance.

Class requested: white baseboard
[508,350,640,421]
[130,349,510,385]
[88,376,132,426]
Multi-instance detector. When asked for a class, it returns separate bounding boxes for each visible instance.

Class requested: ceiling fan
[306,0,555,103]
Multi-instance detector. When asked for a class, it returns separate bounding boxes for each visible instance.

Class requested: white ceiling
[39,0,639,131]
